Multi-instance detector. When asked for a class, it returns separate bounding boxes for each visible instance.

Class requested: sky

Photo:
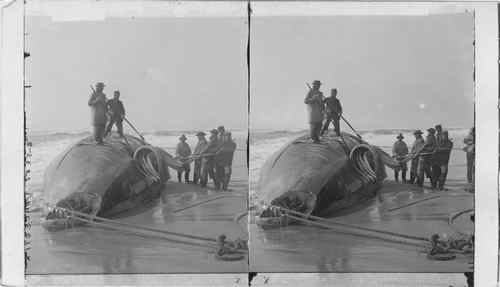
[25,15,248,132]
[250,13,475,130]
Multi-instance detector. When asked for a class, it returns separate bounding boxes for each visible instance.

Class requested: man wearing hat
[435,124,443,142]
[217,126,226,142]
[191,132,208,185]
[431,131,453,190]
[175,134,192,183]
[104,90,126,138]
[407,130,425,184]
[321,88,343,136]
[416,128,438,188]
[216,132,237,191]
[215,126,226,185]
[88,82,108,144]
[463,127,475,184]
[305,80,325,143]
[392,133,409,182]
[199,129,220,188]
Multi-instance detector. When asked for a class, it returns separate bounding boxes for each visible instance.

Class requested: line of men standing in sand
[392,125,475,190]
[175,126,237,191]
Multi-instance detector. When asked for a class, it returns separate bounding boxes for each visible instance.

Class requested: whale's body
[41,134,182,230]
[255,131,398,227]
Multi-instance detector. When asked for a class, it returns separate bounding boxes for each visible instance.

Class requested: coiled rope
[132,146,184,185]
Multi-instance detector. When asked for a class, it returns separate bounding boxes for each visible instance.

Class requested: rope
[71,215,216,250]
[262,203,471,256]
[51,205,220,244]
[285,213,429,248]
[264,203,429,242]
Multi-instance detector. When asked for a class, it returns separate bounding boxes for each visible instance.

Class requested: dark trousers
[409,157,419,183]
[200,156,217,188]
[466,152,474,183]
[93,124,106,143]
[177,161,191,182]
[104,118,123,137]
[309,122,322,141]
[321,115,340,135]
[394,159,408,181]
[193,159,202,184]
[431,162,442,188]
[222,165,232,191]
[215,162,225,189]
[417,156,436,187]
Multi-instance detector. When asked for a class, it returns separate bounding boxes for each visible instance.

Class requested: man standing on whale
[104,90,126,138]
[320,88,342,136]
[88,82,108,144]
[304,80,325,143]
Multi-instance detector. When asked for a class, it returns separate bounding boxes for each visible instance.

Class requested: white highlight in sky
[420,103,425,109]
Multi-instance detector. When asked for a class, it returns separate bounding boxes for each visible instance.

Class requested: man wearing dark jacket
[104,91,126,137]
[199,129,220,188]
[217,132,237,191]
[416,128,438,188]
[320,88,342,136]
[432,131,453,190]
[88,82,108,144]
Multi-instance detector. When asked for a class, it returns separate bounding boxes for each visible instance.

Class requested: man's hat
[217,126,225,132]
[210,129,219,135]
[427,128,436,134]
[179,134,187,140]
[225,132,232,137]
[195,131,206,136]
[412,130,423,135]
[396,133,404,139]
[442,131,449,135]
[95,82,105,87]
[312,80,322,85]
[435,124,442,130]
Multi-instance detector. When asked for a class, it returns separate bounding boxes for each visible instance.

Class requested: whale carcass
[41,134,183,230]
[255,131,399,227]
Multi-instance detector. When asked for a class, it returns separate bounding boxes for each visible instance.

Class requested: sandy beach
[249,131,474,273]
[26,135,249,274]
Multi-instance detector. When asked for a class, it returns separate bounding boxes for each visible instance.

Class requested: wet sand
[250,152,474,273]
[26,134,249,274]
[27,174,248,274]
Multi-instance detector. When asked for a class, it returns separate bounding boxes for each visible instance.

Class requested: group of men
[392,125,475,190]
[88,82,237,191]
[305,80,343,143]
[88,82,126,144]
[175,126,237,191]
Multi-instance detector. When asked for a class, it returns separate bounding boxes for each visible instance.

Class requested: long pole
[340,115,362,139]
[90,85,145,141]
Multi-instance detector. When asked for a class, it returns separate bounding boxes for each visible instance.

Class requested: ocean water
[25,129,249,209]
[249,127,471,198]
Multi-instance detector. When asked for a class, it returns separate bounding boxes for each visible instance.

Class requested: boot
[394,171,399,182]
[439,173,447,190]
[402,170,407,182]
[408,173,415,184]
[223,174,231,191]
[185,171,191,183]
[214,178,221,190]
[193,173,199,185]
[177,172,182,183]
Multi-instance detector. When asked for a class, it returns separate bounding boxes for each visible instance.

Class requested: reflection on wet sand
[250,181,473,273]
[27,181,248,274]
